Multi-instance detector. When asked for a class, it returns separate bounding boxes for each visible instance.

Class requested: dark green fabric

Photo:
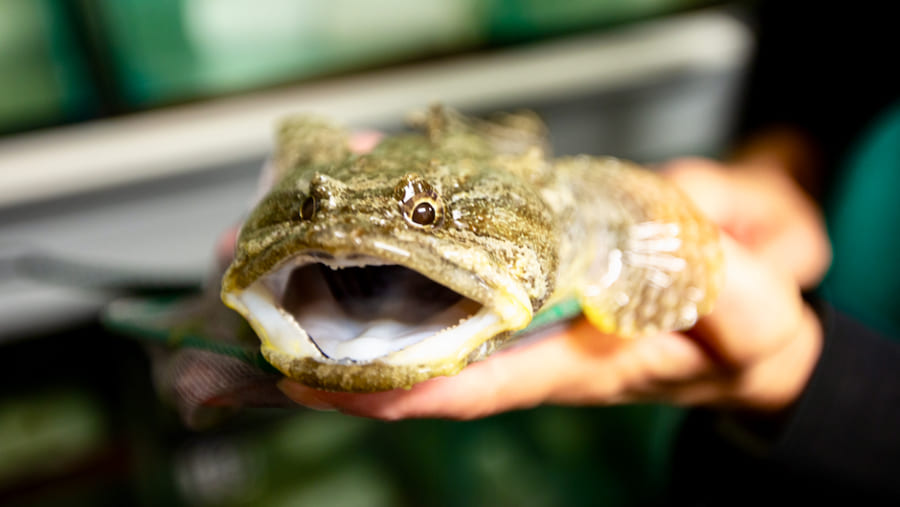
[823,101,900,338]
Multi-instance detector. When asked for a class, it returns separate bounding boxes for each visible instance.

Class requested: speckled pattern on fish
[221,105,723,392]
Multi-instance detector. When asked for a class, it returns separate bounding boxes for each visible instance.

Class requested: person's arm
[658,158,900,503]
[671,300,900,504]
[779,302,900,495]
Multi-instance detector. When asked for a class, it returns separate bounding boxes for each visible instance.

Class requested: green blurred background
[0,1,739,506]
[1,0,715,133]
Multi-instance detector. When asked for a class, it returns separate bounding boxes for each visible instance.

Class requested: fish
[220,105,723,392]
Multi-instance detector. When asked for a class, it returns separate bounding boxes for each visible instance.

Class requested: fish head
[221,138,560,391]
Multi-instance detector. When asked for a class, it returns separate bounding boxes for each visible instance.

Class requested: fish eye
[394,174,444,229]
[411,201,436,226]
[402,196,443,229]
[300,195,317,220]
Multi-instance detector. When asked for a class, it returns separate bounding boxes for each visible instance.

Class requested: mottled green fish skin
[226,133,559,311]
[222,105,723,392]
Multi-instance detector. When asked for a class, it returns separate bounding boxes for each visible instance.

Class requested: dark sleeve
[669,302,900,506]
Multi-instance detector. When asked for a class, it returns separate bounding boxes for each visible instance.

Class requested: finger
[551,328,716,406]
[278,332,582,420]
[756,201,831,289]
[663,161,831,288]
[691,236,804,367]
[650,303,823,412]
[349,130,383,154]
[662,160,773,248]
[659,158,737,226]
[277,318,717,420]
[277,321,630,420]
[215,225,240,268]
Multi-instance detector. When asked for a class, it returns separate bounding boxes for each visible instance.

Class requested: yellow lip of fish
[221,218,535,391]
[222,219,534,326]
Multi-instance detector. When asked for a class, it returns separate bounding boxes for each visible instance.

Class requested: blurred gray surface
[0,69,743,342]
[0,10,750,342]
[0,161,261,339]
[525,70,743,160]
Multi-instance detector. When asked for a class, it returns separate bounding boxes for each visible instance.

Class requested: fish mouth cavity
[231,251,504,363]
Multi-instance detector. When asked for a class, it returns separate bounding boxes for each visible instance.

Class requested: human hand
[278,232,823,420]
[661,157,831,289]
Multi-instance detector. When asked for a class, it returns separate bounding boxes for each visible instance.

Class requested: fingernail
[276,379,336,411]
[349,130,383,154]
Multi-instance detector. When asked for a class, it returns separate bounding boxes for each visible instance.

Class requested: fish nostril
[300,196,317,220]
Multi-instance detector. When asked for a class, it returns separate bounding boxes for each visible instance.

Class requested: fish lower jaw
[225,283,514,364]
[221,249,533,389]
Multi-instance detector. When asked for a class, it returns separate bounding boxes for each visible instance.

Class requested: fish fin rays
[272,115,352,183]
[576,221,710,337]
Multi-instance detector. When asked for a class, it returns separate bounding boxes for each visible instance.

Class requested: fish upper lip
[226,228,509,312]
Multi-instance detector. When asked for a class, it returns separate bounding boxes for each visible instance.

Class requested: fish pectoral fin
[578,220,720,337]
[574,166,724,337]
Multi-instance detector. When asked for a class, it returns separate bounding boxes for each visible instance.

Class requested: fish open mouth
[224,252,522,367]
[263,258,488,361]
